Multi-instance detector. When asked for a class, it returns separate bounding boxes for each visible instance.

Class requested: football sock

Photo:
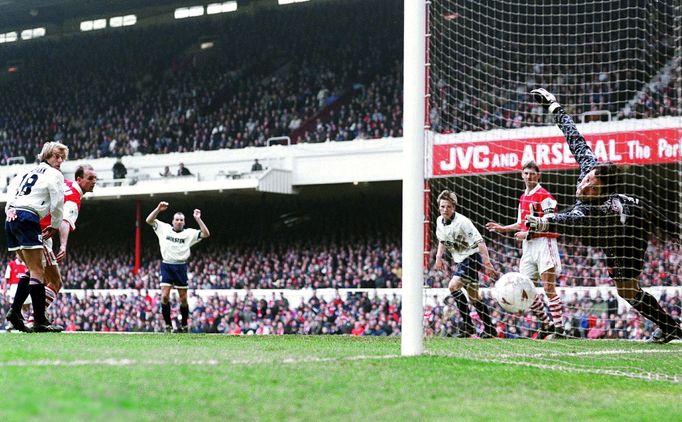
[161,302,172,326]
[530,293,551,327]
[451,290,473,334]
[180,304,189,327]
[473,301,495,336]
[28,281,47,324]
[629,290,679,333]
[10,275,31,314]
[547,294,563,329]
[45,285,57,310]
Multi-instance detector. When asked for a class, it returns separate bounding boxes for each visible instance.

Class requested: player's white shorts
[520,236,562,281]
[41,237,58,267]
[7,283,18,302]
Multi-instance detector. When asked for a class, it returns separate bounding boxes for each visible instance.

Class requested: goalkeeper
[527,88,681,343]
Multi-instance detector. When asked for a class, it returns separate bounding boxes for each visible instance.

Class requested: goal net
[425,0,681,341]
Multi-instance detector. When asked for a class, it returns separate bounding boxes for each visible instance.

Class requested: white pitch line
[0,349,680,384]
[479,348,681,360]
[461,357,681,383]
[0,354,403,368]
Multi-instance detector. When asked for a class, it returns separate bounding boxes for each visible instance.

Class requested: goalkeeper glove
[530,88,561,114]
[525,215,549,232]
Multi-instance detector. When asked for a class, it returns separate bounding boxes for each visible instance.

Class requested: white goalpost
[401,0,426,356]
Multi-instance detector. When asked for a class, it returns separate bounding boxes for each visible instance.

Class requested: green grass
[0,334,680,421]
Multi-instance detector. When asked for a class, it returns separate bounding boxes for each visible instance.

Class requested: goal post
[401,0,427,356]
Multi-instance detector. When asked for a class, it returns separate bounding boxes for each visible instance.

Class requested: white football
[494,272,537,313]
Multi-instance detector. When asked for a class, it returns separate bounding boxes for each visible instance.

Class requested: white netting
[425,0,681,340]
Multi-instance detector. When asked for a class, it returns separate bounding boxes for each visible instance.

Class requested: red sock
[45,286,57,310]
[530,293,550,326]
[548,294,563,328]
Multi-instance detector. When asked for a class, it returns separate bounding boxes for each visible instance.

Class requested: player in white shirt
[146,201,210,333]
[4,142,67,333]
[433,190,498,338]
[20,165,98,327]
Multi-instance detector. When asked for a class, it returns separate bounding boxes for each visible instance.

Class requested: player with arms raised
[434,190,498,338]
[486,161,564,339]
[4,142,67,332]
[527,88,682,343]
[146,201,210,333]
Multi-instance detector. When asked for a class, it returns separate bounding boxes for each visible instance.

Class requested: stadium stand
[0,0,403,164]
[3,235,674,290]
[1,0,678,165]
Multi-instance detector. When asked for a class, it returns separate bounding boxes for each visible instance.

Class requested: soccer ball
[494,272,537,313]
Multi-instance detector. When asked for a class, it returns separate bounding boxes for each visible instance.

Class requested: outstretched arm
[526,203,591,236]
[485,221,521,233]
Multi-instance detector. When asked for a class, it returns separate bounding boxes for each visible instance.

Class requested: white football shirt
[153,219,202,263]
[436,212,483,263]
[5,162,64,229]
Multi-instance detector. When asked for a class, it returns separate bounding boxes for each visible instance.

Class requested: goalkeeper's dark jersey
[547,110,649,279]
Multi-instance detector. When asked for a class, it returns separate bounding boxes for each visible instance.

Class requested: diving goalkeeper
[526,88,681,343]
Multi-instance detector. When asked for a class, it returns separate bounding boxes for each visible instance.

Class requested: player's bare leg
[616,278,682,343]
[446,277,474,337]
[541,269,565,338]
[43,264,62,311]
[466,285,496,338]
[160,285,173,332]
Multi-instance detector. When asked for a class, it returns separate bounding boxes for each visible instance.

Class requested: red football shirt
[517,184,559,238]
[5,259,28,285]
[40,179,83,231]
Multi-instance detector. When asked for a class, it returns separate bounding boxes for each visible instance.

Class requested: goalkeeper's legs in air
[617,278,682,344]
[445,277,475,337]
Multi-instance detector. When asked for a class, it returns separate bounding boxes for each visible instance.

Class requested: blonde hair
[437,190,457,207]
[38,142,69,162]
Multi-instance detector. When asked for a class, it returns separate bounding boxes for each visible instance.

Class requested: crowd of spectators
[0,0,403,164]
[1,0,679,165]
[2,285,679,340]
[24,235,680,290]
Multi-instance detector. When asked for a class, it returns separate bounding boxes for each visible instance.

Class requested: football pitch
[0,334,680,421]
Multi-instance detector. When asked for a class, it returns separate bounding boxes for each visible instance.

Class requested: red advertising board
[432,128,681,176]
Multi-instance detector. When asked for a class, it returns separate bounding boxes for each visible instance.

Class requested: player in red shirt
[486,160,565,338]
[27,164,97,319]
[3,253,27,301]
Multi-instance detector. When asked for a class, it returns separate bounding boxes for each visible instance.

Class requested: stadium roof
[0,0,232,29]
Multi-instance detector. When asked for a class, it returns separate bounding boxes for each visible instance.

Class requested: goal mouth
[409,0,681,346]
